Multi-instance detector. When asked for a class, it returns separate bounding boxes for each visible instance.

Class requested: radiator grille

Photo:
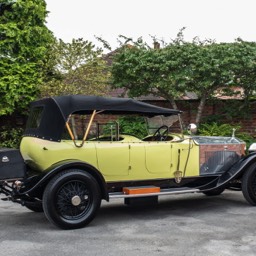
[200,151,240,175]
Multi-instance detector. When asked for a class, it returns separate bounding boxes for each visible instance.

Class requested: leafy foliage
[111,34,194,110]
[111,32,256,126]
[0,126,23,149]
[40,38,111,97]
[0,0,54,115]
[198,122,240,136]
[103,116,148,139]
[198,122,254,150]
[118,116,148,138]
[229,39,256,101]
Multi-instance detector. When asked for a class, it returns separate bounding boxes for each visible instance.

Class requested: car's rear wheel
[43,169,101,229]
[242,163,256,206]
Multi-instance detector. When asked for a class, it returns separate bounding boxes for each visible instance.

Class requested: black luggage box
[0,148,26,180]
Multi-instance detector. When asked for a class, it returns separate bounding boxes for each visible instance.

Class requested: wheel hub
[71,195,82,206]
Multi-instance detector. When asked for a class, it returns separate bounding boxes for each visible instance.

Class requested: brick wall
[144,99,256,137]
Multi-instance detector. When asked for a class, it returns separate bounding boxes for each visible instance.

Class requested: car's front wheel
[43,169,101,229]
[242,163,256,206]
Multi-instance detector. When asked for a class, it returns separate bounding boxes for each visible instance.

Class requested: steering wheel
[153,125,169,141]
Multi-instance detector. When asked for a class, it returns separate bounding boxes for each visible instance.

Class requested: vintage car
[0,95,256,229]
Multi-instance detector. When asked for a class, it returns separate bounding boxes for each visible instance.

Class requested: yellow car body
[20,135,200,182]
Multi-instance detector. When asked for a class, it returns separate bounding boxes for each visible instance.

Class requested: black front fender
[199,153,256,191]
[217,153,256,187]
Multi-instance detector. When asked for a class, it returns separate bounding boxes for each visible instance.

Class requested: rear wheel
[242,163,256,205]
[43,169,101,229]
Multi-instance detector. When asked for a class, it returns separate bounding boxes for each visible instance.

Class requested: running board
[109,187,200,199]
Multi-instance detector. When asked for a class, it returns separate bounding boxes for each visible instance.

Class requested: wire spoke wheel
[43,170,101,229]
[56,180,91,220]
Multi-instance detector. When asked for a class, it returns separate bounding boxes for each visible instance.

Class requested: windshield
[146,115,180,134]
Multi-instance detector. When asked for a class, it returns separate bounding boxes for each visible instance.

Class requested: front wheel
[242,163,256,206]
[43,170,101,229]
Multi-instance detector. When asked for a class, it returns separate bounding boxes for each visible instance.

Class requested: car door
[144,142,172,174]
[96,142,130,176]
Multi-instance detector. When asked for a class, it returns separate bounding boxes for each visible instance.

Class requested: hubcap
[71,195,82,206]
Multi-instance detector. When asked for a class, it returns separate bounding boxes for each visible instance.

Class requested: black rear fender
[20,160,109,201]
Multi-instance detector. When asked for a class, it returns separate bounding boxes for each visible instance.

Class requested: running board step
[109,186,200,199]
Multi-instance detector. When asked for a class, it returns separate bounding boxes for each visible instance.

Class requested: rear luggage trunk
[0,148,26,180]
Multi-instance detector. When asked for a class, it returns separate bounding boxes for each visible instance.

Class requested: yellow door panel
[96,142,129,176]
[145,142,172,174]
[171,141,200,177]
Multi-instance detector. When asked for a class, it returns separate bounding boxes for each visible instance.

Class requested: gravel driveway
[0,190,255,256]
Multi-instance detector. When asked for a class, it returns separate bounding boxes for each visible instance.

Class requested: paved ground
[0,190,256,256]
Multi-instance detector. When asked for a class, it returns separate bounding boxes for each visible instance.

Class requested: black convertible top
[24,95,182,141]
[46,95,181,117]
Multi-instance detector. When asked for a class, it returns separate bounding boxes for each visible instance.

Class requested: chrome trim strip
[109,188,199,199]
